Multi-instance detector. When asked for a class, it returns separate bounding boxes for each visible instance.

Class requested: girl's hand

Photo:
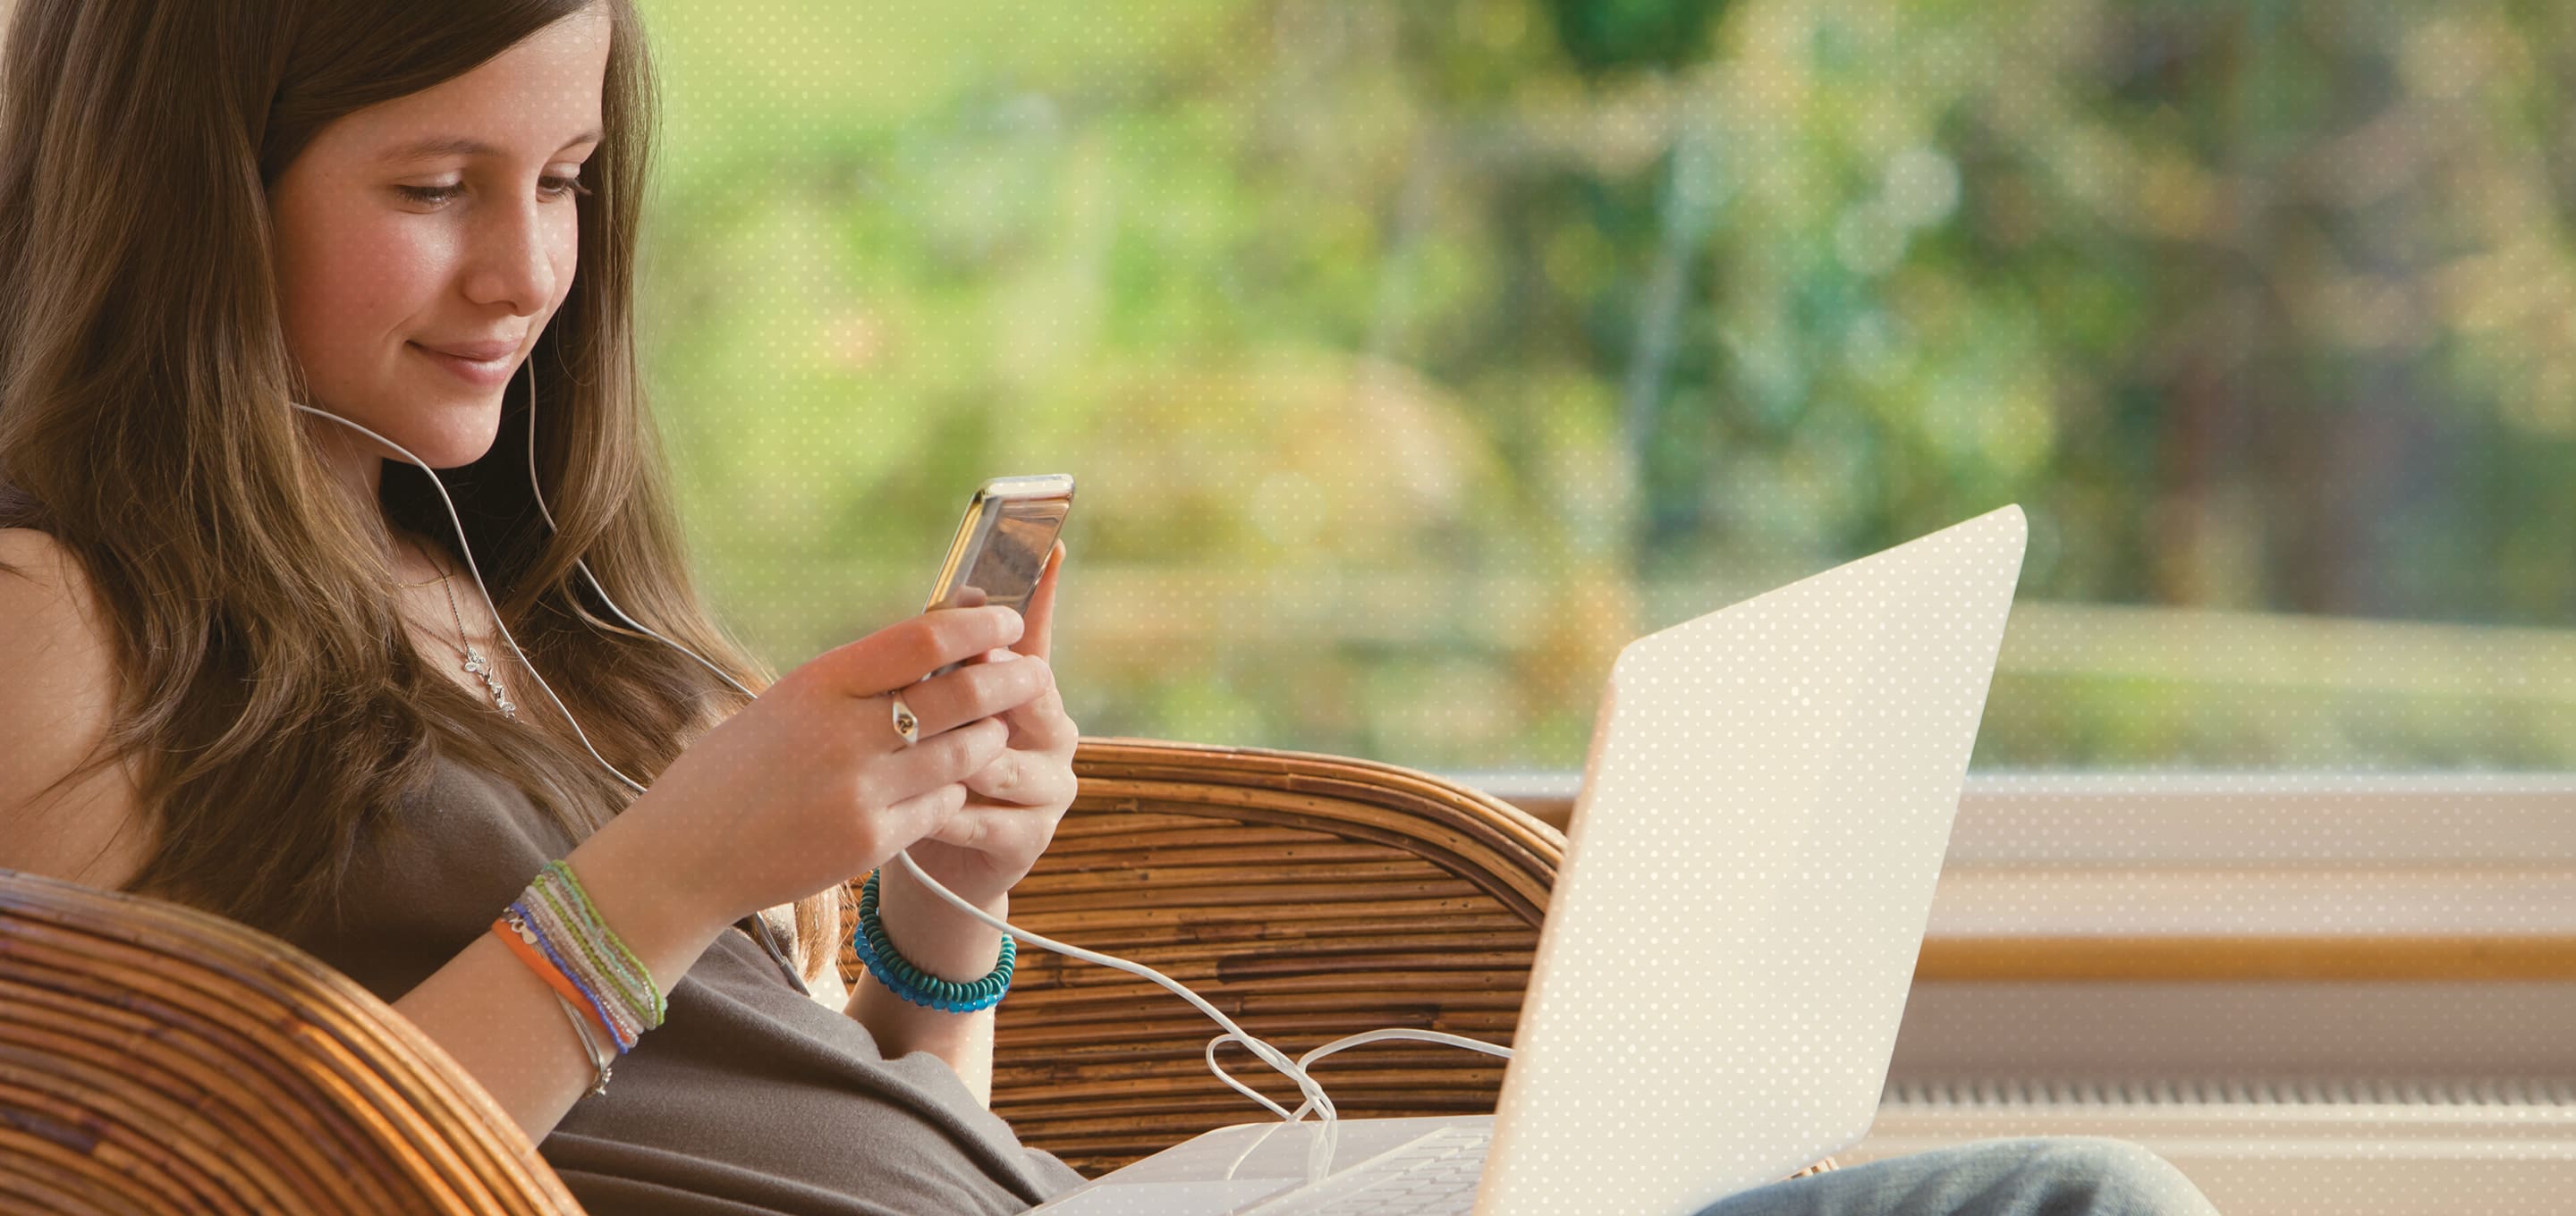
[614,600,1046,933]
[902,540,1075,908]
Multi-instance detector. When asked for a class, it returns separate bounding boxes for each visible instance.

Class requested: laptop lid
[1476,504,2028,1216]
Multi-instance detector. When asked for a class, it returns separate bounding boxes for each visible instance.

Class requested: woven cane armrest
[0,866,580,1215]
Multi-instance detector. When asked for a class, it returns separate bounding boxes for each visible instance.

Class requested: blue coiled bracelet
[851,868,1017,1012]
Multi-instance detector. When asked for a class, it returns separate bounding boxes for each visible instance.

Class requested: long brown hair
[0,0,845,983]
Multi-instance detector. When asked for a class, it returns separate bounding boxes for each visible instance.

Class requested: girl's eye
[397,175,593,206]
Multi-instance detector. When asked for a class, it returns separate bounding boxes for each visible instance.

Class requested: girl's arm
[391,812,727,1142]
[842,859,1004,1105]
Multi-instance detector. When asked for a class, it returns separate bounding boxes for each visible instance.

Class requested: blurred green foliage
[631,0,2576,773]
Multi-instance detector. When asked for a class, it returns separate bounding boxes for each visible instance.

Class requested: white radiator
[1840,1076,2576,1215]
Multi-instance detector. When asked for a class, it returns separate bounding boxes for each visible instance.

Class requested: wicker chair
[0,737,1834,1213]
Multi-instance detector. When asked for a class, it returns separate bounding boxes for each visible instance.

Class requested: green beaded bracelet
[852,869,1016,1013]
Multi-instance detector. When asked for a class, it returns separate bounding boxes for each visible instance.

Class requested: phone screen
[931,501,1062,615]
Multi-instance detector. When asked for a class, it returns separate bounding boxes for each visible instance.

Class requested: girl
[0,3,2216,1213]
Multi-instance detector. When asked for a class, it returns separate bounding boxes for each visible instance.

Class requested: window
[642,1,2576,773]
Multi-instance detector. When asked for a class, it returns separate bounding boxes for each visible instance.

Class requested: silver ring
[888,692,919,747]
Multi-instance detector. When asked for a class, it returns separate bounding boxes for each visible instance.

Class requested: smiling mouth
[411,342,517,385]
[411,342,511,360]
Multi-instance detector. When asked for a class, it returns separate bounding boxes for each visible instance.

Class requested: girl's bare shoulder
[0,528,149,890]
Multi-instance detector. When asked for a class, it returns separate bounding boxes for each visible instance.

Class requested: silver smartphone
[924,474,1074,677]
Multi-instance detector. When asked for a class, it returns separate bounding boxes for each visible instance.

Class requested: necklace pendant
[460,646,518,720]
[415,539,521,724]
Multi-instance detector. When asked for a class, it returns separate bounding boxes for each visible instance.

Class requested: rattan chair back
[865,737,1566,1176]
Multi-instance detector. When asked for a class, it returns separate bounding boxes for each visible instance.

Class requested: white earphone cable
[291,357,1513,1130]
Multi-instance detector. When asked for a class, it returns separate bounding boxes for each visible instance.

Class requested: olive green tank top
[284,752,1087,1215]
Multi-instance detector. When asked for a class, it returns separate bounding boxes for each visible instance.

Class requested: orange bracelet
[491,916,622,1046]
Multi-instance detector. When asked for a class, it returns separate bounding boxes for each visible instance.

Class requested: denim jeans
[1694,1136,2223,1216]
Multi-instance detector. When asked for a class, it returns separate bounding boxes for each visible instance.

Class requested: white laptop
[1029,504,2029,1216]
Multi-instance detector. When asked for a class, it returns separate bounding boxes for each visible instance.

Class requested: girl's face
[269,7,609,474]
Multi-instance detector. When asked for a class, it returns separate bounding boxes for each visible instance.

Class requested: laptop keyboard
[1285,1125,1491,1215]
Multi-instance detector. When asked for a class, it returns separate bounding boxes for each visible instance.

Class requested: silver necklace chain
[409,536,519,721]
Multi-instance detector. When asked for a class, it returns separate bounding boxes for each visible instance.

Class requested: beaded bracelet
[489,858,665,1056]
[851,869,1017,1013]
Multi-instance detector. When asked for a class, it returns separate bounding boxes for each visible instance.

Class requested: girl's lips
[411,341,515,387]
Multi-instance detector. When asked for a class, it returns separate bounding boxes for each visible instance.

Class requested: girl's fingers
[994,679,1076,753]
[878,715,1010,798]
[880,781,970,840]
[881,655,1052,741]
[812,605,1021,698]
[962,739,1077,806]
[1013,542,1063,663]
[921,796,1060,859]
